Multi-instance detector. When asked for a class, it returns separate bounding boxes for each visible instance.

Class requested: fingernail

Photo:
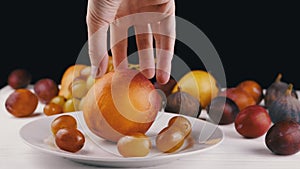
[156,71,170,85]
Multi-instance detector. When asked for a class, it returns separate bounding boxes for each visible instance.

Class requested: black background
[1,1,299,89]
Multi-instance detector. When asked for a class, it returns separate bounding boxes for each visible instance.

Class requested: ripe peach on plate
[82,69,162,142]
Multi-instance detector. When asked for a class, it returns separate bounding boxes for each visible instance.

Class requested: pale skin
[86,0,176,84]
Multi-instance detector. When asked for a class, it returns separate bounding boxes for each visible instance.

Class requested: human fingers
[86,0,122,78]
[110,22,129,70]
[134,24,155,79]
[138,0,173,14]
[152,14,176,84]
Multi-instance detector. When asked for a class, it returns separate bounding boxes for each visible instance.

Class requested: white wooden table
[1,85,299,169]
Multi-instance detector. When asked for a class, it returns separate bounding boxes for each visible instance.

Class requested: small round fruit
[207,96,239,125]
[219,87,256,111]
[43,103,63,116]
[5,89,38,117]
[7,69,32,89]
[34,78,59,104]
[50,96,66,107]
[154,76,177,97]
[79,66,91,78]
[63,99,76,112]
[165,88,201,118]
[172,70,219,109]
[168,116,192,138]
[265,120,300,155]
[59,64,87,100]
[55,128,85,153]
[86,75,95,90]
[156,126,185,153]
[237,80,263,104]
[51,115,77,135]
[117,133,151,157]
[70,78,88,99]
[234,105,271,138]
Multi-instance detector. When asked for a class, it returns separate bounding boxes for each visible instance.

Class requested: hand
[86,0,175,84]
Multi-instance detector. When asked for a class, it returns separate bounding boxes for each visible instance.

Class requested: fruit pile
[205,74,300,156]
[4,63,300,157]
[4,56,119,118]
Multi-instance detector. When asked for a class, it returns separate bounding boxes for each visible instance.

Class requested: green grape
[63,99,75,112]
[168,116,192,138]
[117,133,151,157]
[155,126,185,153]
[50,95,66,107]
[71,79,88,99]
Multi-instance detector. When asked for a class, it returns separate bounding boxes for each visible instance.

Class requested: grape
[70,79,88,99]
[79,66,91,78]
[155,126,185,153]
[55,128,85,153]
[50,96,66,107]
[86,75,95,90]
[117,133,151,157]
[63,99,75,112]
[43,103,63,116]
[168,116,192,138]
[51,115,77,135]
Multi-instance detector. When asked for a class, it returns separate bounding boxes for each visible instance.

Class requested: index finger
[86,0,122,78]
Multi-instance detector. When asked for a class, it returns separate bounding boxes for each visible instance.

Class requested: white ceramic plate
[19,111,224,168]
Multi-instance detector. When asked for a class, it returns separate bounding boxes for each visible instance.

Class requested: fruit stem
[286,83,293,96]
[275,73,282,82]
[177,86,181,92]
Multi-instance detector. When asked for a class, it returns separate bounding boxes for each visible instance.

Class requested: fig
[154,76,177,97]
[264,73,298,108]
[34,78,59,104]
[265,120,300,155]
[7,69,32,89]
[165,87,201,118]
[268,84,300,123]
[207,96,239,125]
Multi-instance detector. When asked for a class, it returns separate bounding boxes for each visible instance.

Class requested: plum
[7,69,32,89]
[34,78,59,104]
[234,105,271,138]
[265,120,300,155]
[5,89,38,117]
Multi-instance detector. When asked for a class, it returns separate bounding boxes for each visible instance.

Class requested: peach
[82,69,162,142]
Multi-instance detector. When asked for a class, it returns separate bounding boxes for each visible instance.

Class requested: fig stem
[275,73,282,82]
[177,86,181,92]
[286,83,293,96]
